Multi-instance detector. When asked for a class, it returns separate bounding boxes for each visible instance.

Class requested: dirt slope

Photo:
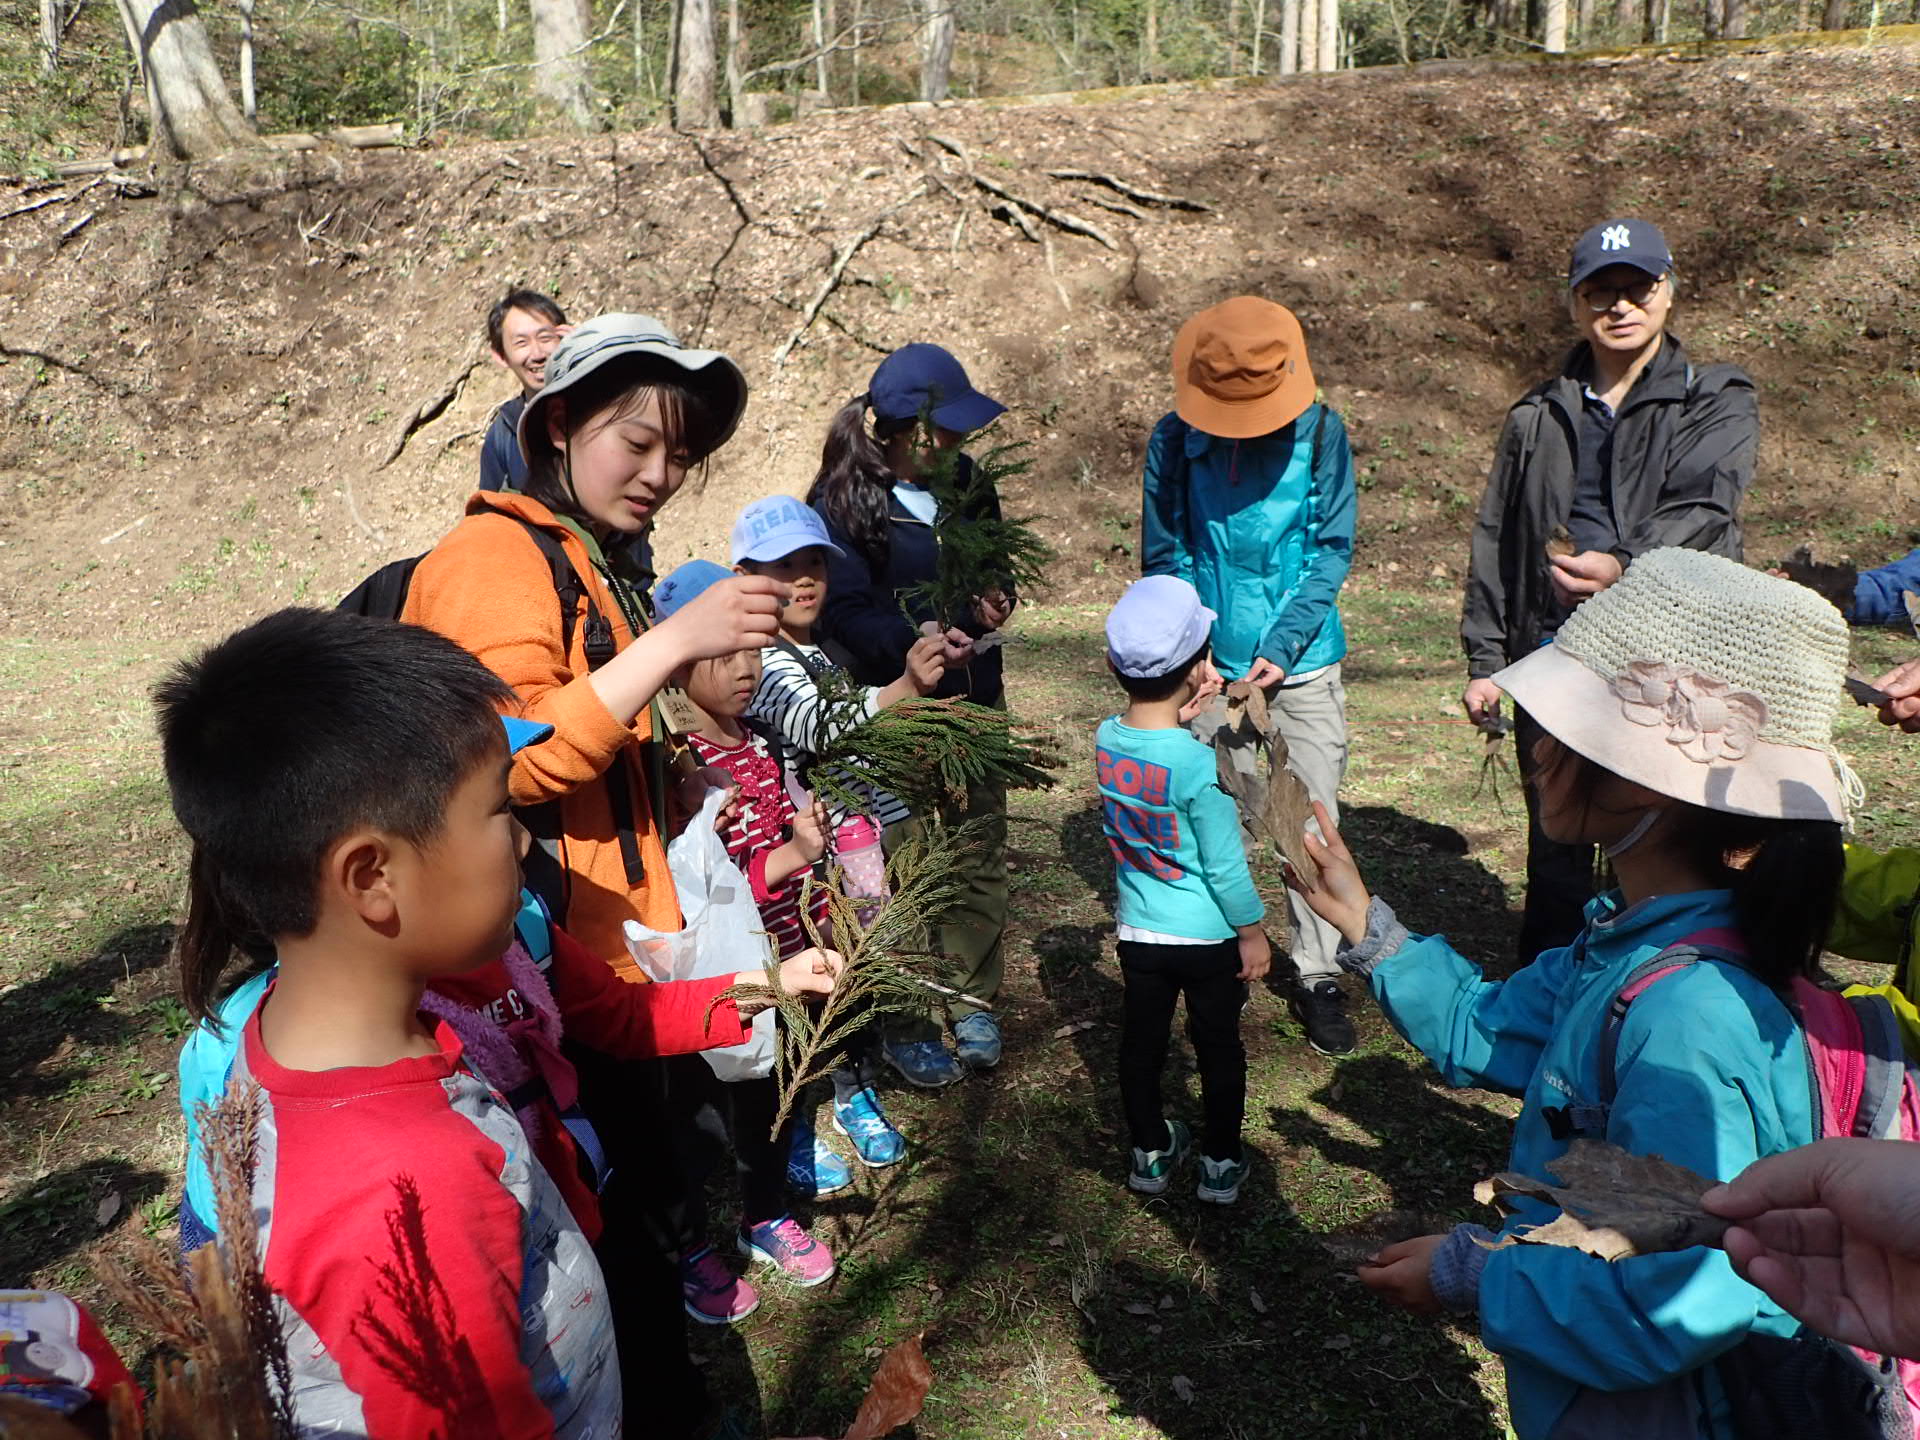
[1,44,1917,645]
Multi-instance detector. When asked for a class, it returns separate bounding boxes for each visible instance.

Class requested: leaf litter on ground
[1472,1139,1729,1262]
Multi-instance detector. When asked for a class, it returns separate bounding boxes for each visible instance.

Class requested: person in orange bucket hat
[1142,296,1359,1058]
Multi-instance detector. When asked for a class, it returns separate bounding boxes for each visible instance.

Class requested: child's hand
[904,635,948,695]
[664,575,790,662]
[1177,657,1225,724]
[921,619,975,667]
[974,589,1015,630]
[1236,925,1271,982]
[776,947,843,998]
[1290,801,1373,946]
[1358,1234,1445,1314]
[790,799,829,862]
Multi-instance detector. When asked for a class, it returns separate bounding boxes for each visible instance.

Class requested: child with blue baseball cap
[1098,575,1272,1204]
[648,554,846,1324]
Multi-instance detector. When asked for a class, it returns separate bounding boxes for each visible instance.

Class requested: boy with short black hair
[1097,575,1271,1204]
[480,287,569,493]
[154,607,617,1436]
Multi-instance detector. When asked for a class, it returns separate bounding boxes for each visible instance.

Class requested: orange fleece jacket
[404,490,680,972]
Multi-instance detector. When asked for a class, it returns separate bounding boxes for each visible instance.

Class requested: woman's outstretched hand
[1702,1138,1920,1359]
[1288,801,1373,946]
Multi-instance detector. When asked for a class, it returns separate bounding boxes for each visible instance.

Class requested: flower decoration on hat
[1612,660,1769,765]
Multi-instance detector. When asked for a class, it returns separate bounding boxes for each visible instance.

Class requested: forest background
[3,0,1915,173]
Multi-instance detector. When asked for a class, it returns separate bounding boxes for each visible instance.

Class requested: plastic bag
[622,785,777,1082]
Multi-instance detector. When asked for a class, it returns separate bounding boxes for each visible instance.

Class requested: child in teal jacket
[1142,296,1358,1058]
[1295,549,1855,1440]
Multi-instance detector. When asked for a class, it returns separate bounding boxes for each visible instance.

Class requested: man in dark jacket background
[1461,218,1758,962]
[477,288,570,493]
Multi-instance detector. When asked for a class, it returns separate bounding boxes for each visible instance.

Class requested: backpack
[338,513,643,922]
[1593,928,1920,1440]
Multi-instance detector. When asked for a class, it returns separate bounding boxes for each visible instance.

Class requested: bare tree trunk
[1613,0,1634,39]
[724,0,742,121]
[811,0,828,92]
[1143,0,1158,77]
[1820,0,1846,24]
[530,0,600,129]
[1701,0,1721,39]
[40,0,61,74]
[634,0,654,98]
[1544,0,1566,47]
[918,0,954,99]
[1317,0,1337,67]
[1298,0,1317,68]
[1656,0,1670,39]
[1278,0,1298,72]
[1792,0,1812,26]
[1251,0,1266,71]
[113,0,256,159]
[1574,0,1593,41]
[1642,0,1656,37]
[850,0,862,101]
[237,0,257,122]
[1227,0,1242,71]
[1722,0,1744,32]
[674,0,719,125]
[498,0,509,31]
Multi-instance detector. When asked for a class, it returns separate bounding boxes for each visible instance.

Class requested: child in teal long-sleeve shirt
[1097,575,1271,1204]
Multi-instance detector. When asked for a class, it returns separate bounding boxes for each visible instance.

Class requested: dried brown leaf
[841,1335,933,1440]
[1903,589,1920,638]
[1544,523,1577,559]
[1472,1140,1729,1262]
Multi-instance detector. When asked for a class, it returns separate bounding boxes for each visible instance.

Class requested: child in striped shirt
[727,496,948,1142]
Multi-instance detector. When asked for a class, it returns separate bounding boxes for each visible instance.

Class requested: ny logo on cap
[1601,224,1631,251]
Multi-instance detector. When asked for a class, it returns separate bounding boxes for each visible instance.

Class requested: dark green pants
[883,771,1009,1036]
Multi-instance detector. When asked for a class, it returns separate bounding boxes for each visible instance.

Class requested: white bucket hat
[1494,549,1860,824]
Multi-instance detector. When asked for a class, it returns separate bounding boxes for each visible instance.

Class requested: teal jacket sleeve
[1475,964,1793,1391]
[1257,407,1356,672]
[1366,932,1575,1096]
[1140,414,1193,582]
[1183,762,1264,929]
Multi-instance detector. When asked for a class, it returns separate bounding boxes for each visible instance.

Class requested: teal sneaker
[786,1115,854,1198]
[1127,1118,1192,1195]
[832,1085,907,1167]
[1196,1152,1249,1205]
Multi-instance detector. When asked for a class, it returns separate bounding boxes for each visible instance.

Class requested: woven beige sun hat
[1493,548,1860,823]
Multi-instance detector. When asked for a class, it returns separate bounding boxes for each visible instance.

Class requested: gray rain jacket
[1461,335,1757,678]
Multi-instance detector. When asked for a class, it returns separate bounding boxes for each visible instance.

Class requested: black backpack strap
[499,514,643,908]
[1848,991,1908,1142]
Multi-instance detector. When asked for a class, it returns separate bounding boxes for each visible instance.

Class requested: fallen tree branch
[773,182,928,366]
[376,353,481,470]
[1079,191,1149,219]
[1046,168,1214,212]
[0,190,74,223]
[57,210,95,245]
[53,123,406,177]
[923,133,1118,250]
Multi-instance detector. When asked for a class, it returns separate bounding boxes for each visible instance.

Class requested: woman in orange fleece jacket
[402,313,788,1440]
[404,314,785,965]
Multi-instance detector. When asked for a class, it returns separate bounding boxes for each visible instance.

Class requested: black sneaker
[1289,979,1356,1057]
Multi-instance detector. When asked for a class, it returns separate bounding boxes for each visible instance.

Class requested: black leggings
[563,1048,710,1440]
[1116,938,1247,1163]
[664,1053,790,1244]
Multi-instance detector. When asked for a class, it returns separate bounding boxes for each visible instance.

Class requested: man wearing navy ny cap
[1461,218,1759,963]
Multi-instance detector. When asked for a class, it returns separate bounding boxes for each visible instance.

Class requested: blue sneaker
[952,1011,1002,1069]
[882,1037,967,1089]
[786,1116,853,1198]
[832,1086,907,1167]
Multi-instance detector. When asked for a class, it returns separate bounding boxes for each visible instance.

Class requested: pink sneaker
[681,1245,760,1324]
[738,1215,837,1287]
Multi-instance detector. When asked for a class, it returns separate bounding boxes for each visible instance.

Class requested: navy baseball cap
[866,344,1005,433]
[1567,219,1673,290]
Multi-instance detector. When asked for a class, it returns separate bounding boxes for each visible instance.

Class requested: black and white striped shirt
[747,642,913,828]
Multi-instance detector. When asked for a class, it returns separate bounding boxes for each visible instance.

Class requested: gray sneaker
[953,1011,1002,1069]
